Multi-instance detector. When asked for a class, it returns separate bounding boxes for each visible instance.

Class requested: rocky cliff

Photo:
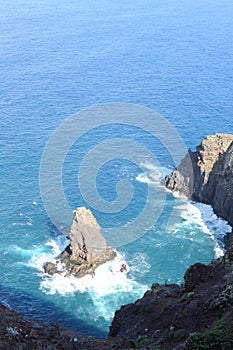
[108,134,233,349]
[44,207,116,278]
[109,240,233,349]
[163,133,233,226]
[2,241,233,349]
[3,135,233,349]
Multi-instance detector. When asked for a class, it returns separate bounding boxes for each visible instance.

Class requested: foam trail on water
[27,236,69,271]
[128,252,151,278]
[26,236,148,322]
[192,201,231,246]
[172,201,231,258]
[11,213,33,227]
[136,162,168,185]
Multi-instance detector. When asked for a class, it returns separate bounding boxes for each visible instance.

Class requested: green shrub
[112,337,137,349]
[185,324,233,349]
[5,326,19,338]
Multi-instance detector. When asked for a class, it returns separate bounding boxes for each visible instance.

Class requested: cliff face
[164,134,233,226]
[109,242,233,349]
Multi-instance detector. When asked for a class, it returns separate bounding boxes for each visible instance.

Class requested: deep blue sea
[0,0,233,338]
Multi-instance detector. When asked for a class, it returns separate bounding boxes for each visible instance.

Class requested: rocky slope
[44,207,116,278]
[1,241,233,349]
[109,240,233,349]
[163,133,233,226]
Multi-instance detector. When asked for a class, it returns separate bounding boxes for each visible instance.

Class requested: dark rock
[29,329,39,339]
[109,252,233,349]
[44,261,60,276]
[223,230,233,249]
[184,263,212,292]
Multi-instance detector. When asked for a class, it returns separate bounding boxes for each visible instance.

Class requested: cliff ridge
[164,133,233,226]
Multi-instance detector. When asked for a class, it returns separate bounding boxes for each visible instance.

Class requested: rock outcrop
[163,133,233,226]
[109,239,233,349]
[44,207,116,278]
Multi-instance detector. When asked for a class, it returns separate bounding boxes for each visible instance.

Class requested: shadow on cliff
[0,282,106,339]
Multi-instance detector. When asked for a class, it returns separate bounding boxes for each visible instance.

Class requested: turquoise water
[0,0,233,338]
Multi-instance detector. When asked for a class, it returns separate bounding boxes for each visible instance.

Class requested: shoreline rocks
[109,241,233,349]
[163,133,233,227]
[44,207,116,278]
[3,134,233,349]
[2,239,233,349]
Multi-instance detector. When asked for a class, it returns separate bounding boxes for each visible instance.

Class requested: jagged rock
[44,207,116,278]
[109,251,233,349]
[70,207,107,264]
[163,134,233,226]
[44,262,60,276]
[183,263,213,292]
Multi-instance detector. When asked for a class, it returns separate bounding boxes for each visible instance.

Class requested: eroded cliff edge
[163,133,233,226]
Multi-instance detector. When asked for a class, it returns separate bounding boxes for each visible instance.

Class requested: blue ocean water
[0,0,233,338]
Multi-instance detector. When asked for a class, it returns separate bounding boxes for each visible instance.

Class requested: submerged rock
[44,207,116,278]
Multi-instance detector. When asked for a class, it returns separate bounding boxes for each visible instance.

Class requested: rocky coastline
[163,133,233,227]
[108,133,233,349]
[1,133,233,349]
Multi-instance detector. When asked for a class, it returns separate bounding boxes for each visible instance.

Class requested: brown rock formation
[70,207,107,264]
[44,207,116,278]
[163,133,233,226]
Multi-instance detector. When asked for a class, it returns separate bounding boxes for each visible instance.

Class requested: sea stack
[44,207,116,278]
[163,133,233,226]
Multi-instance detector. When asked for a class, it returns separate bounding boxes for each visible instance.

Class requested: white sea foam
[172,201,231,258]
[25,235,148,322]
[128,252,151,278]
[136,162,167,186]
[193,202,231,242]
[27,236,69,272]
[11,212,33,227]
[40,252,144,295]
[38,248,148,321]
